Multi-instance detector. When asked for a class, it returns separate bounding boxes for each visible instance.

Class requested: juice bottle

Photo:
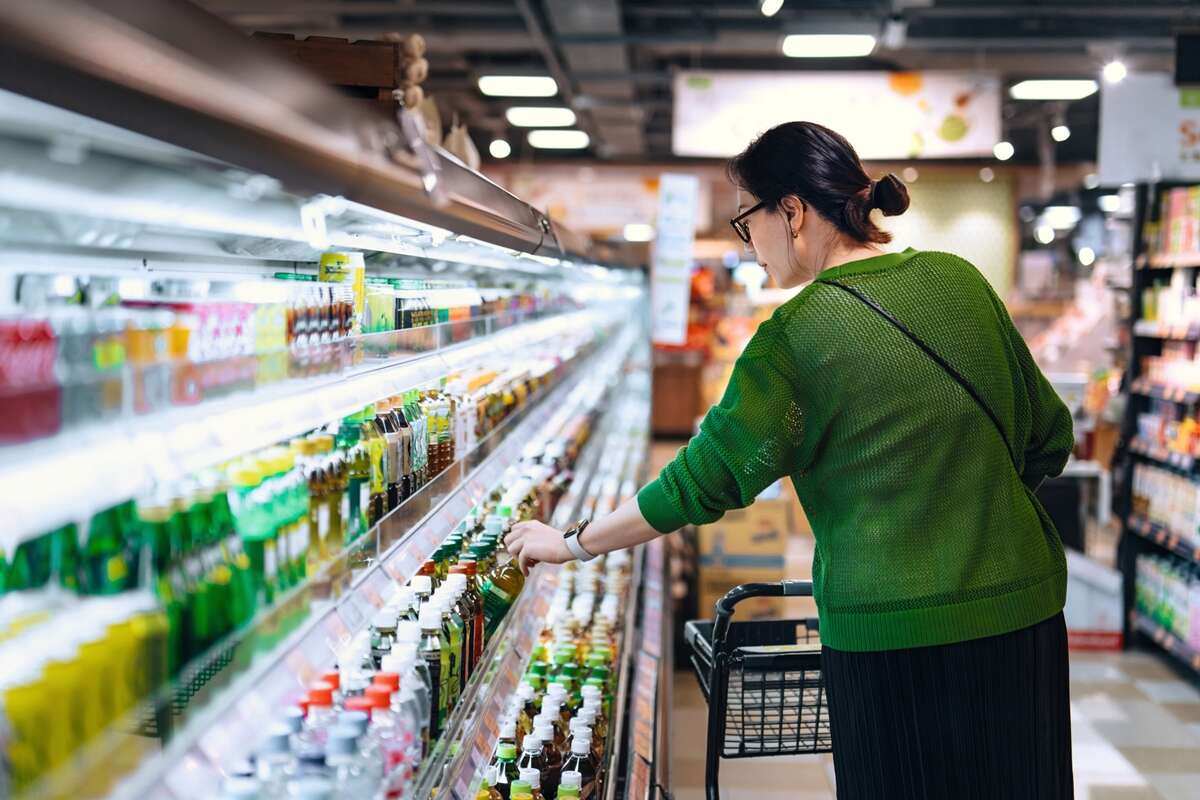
[435,593,461,712]
[518,768,544,800]
[418,605,444,737]
[481,558,525,636]
[447,576,474,682]
[557,770,582,800]
[314,434,344,556]
[290,437,324,578]
[360,404,388,526]
[487,742,520,800]
[450,564,484,672]
[509,781,534,800]
[387,396,413,501]
[339,413,371,542]
[372,399,396,513]
[533,720,562,800]
[517,733,545,792]
[476,778,503,800]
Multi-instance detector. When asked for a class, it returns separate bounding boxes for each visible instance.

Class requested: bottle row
[1145,184,1200,259]
[1133,401,1200,459]
[0,337,598,797]
[1135,553,1200,653]
[1136,340,1200,394]
[1131,462,1200,548]
[1,264,562,444]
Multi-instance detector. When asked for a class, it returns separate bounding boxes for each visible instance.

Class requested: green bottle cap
[510,781,532,794]
[530,661,549,677]
[561,662,579,678]
[496,742,517,760]
[586,652,606,668]
[585,676,605,687]
[553,651,572,666]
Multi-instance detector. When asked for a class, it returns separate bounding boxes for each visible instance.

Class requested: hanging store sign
[651,173,699,345]
[1098,72,1200,184]
[672,70,1001,159]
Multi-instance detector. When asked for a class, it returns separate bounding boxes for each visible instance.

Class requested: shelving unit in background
[1116,180,1200,683]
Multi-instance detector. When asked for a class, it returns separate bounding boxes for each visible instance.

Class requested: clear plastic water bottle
[337,710,382,786]
[285,776,335,799]
[326,725,375,799]
[256,723,296,799]
[221,775,263,799]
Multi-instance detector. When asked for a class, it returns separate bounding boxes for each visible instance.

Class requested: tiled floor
[670,649,1200,800]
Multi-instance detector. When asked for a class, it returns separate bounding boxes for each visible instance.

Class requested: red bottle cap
[298,695,312,716]
[308,682,335,707]
[320,670,341,690]
[365,684,392,709]
[345,696,375,715]
[373,672,401,691]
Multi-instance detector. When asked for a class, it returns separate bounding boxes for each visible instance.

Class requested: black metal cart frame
[685,579,832,800]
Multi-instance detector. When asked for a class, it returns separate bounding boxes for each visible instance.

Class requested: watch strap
[563,519,596,562]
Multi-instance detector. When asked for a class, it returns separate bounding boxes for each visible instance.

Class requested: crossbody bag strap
[817,278,1022,474]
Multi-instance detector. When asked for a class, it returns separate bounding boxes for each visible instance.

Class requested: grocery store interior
[4,1,1200,799]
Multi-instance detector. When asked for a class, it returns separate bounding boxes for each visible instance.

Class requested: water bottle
[337,710,382,786]
[326,725,374,799]
[255,723,295,799]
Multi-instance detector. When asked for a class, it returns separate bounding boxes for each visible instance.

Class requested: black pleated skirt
[821,611,1073,800]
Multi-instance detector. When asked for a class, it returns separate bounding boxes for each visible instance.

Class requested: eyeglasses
[729,201,766,245]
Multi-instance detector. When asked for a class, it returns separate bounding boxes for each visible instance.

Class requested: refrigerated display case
[0,3,671,798]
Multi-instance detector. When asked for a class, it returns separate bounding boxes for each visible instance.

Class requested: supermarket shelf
[1129,437,1200,474]
[1131,613,1200,676]
[0,306,612,553]
[103,321,641,800]
[1129,378,1200,405]
[1147,252,1200,269]
[0,2,616,266]
[1126,515,1200,567]
[1133,320,1200,341]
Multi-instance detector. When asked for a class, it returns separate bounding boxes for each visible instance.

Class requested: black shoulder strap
[817,278,1021,473]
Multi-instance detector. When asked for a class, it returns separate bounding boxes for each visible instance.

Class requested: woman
[505,121,1074,799]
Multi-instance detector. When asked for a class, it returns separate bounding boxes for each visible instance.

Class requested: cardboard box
[699,566,785,620]
[697,490,792,620]
[1064,550,1124,650]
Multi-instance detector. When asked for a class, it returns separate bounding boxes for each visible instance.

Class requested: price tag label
[339,592,370,631]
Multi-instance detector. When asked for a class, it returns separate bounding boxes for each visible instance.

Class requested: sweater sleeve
[637,323,806,533]
[1001,309,1074,489]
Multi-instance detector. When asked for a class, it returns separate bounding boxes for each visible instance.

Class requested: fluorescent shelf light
[1098,194,1121,213]
[489,139,512,159]
[1035,225,1055,244]
[1042,205,1081,229]
[1103,60,1128,84]
[1009,79,1097,100]
[1051,124,1071,142]
[782,34,876,58]
[505,106,577,127]
[527,129,590,149]
[1078,246,1096,266]
[760,0,784,17]
[993,141,1015,161]
[478,75,558,97]
[623,223,655,242]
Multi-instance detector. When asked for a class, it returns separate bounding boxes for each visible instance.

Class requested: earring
[791,230,799,239]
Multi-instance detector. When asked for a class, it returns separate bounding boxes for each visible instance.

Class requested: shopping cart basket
[684,580,831,800]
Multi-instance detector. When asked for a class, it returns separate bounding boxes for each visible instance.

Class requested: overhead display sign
[672,70,1001,160]
[651,173,699,345]
[1098,72,1200,184]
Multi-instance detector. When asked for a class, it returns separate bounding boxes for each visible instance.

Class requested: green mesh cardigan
[638,249,1074,651]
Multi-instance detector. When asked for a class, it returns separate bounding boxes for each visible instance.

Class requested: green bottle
[82,503,135,595]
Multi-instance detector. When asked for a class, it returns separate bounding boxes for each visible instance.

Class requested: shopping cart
[684,580,831,800]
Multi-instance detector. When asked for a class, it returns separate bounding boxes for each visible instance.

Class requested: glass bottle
[418,605,445,737]
[361,404,388,526]
[481,558,525,637]
[376,399,402,512]
[487,742,520,800]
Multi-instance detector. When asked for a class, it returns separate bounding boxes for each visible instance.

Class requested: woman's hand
[504,520,573,575]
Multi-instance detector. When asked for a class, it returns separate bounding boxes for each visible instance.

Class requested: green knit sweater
[638,249,1074,651]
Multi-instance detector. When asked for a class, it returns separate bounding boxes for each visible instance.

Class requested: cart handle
[710,580,812,650]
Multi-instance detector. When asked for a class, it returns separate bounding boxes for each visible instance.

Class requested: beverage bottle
[388,395,414,500]
[476,777,503,800]
[418,605,445,737]
[497,714,518,754]
[314,434,345,555]
[379,657,424,765]
[409,574,433,611]
[560,740,594,800]
[533,721,562,800]
[447,575,475,682]
[434,593,460,713]
[509,780,534,800]
[255,722,294,798]
[518,767,545,800]
[517,732,545,791]
[340,416,371,541]
[326,725,374,799]
[360,405,388,526]
[375,399,400,511]
[300,682,338,748]
[516,681,539,738]
[450,563,485,670]
[371,611,397,670]
[487,742,520,800]
[557,770,583,800]
[544,690,571,737]
[337,709,382,785]
[481,557,526,636]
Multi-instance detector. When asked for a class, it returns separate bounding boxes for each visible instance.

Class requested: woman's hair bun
[871,173,911,217]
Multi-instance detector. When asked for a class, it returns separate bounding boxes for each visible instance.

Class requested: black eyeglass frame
[729,200,767,244]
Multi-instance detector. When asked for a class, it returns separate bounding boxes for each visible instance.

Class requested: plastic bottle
[300,683,338,747]
[534,721,562,799]
[509,780,534,800]
[326,725,373,799]
[450,562,486,668]
[447,575,475,682]
[481,558,525,636]
[518,767,545,800]
[557,770,582,800]
[337,710,382,785]
[256,722,295,798]
[409,575,433,613]
[385,641,430,756]
[418,605,445,737]
[515,681,538,738]
[440,590,466,705]
[476,777,503,800]
[517,732,545,795]
[487,741,521,800]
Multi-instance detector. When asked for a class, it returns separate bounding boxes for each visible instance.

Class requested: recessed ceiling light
[505,106,577,127]
[1009,79,1098,100]
[782,34,876,58]
[488,139,511,159]
[1078,246,1096,266]
[1103,60,1128,84]
[1051,124,1071,142]
[979,167,995,183]
[993,141,1015,161]
[1035,225,1055,244]
[527,129,590,149]
[623,223,655,242]
[478,75,558,97]
[1042,205,1082,229]
[901,166,919,183]
[1098,194,1121,213]
[1083,173,1100,189]
[759,0,784,17]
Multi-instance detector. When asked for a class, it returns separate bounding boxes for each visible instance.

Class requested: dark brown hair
[727,121,910,245]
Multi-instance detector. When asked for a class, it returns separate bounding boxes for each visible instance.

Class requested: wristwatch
[562,518,596,562]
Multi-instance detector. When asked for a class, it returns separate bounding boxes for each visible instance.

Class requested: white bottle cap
[541,696,561,714]
[418,606,441,629]
[519,767,541,789]
[571,736,590,755]
[522,732,542,752]
[499,716,516,738]
[561,770,583,789]
[408,575,432,594]
[578,707,597,724]
[516,681,535,700]
[581,685,601,698]
[535,723,554,742]
[569,717,592,733]
[395,621,422,644]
